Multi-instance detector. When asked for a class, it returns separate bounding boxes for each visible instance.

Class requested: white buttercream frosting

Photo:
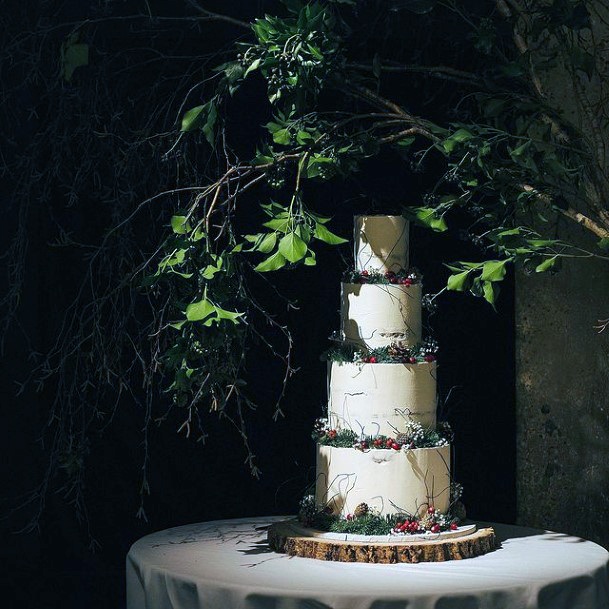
[328,361,437,435]
[341,283,422,349]
[355,215,409,272]
[315,444,451,517]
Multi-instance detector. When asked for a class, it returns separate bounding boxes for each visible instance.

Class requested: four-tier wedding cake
[269,214,497,561]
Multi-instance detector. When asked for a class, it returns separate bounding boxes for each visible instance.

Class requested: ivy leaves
[244,202,347,272]
[444,227,566,305]
[185,295,244,326]
[180,99,218,147]
[446,259,510,306]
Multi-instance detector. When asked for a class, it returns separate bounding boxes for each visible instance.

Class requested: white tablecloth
[126,516,609,609]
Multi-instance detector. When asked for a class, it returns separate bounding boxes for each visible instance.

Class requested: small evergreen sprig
[343,268,422,285]
[322,340,438,365]
[313,426,358,447]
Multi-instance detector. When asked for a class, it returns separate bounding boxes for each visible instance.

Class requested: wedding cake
[306,215,459,533]
[268,214,497,561]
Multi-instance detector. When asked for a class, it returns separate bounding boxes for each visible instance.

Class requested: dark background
[0,1,514,608]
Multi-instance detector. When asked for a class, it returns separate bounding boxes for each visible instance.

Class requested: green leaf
[296,224,312,244]
[304,251,316,266]
[186,298,216,322]
[480,259,509,282]
[202,102,217,148]
[314,222,348,245]
[254,250,287,272]
[158,248,187,270]
[180,101,217,147]
[510,141,531,158]
[306,156,334,178]
[442,128,473,153]
[447,270,471,291]
[252,152,274,166]
[272,128,291,145]
[262,218,290,232]
[598,237,609,251]
[265,121,283,134]
[307,44,323,60]
[482,280,499,307]
[411,207,448,232]
[244,58,261,77]
[452,128,473,142]
[192,227,206,242]
[201,260,222,279]
[535,256,558,273]
[396,136,415,147]
[61,36,89,82]
[170,215,190,234]
[278,232,307,263]
[257,232,277,253]
[214,307,244,324]
[181,105,206,132]
[296,130,314,145]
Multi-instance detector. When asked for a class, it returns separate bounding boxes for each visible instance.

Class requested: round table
[126,516,609,609]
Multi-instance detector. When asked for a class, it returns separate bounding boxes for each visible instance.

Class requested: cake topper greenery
[5,0,609,529]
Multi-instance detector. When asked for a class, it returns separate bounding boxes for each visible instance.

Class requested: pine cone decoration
[354,502,369,518]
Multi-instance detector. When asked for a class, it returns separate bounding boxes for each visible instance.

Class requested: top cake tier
[355,215,409,272]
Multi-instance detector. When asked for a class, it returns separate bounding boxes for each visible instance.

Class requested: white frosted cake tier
[341,282,422,349]
[315,444,451,517]
[355,215,409,272]
[328,361,437,434]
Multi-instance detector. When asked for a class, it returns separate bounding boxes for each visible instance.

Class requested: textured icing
[315,445,451,517]
[328,361,437,435]
[355,215,409,272]
[341,283,422,349]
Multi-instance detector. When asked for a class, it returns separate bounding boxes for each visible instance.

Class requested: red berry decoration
[386,438,393,447]
[428,506,435,514]
[391,442,400,450]
[424,354,436,363]
[328,429,337,439]
[431,524,441,533]
[361,270,369,277]
[373,438,382,447]
[368,356,377,363]
[405,278,413,286]
[450,523,459,530]
[409,356,417,364]
[346,513,353,521]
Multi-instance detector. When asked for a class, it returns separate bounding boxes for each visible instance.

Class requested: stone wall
[516,225,609,546]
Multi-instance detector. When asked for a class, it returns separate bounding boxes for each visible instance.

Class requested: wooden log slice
[268,520,497,563]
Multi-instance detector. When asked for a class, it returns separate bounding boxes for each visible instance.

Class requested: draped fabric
[127,516,609,609]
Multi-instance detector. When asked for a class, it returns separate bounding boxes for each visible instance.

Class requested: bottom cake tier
[315,444,451,517]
